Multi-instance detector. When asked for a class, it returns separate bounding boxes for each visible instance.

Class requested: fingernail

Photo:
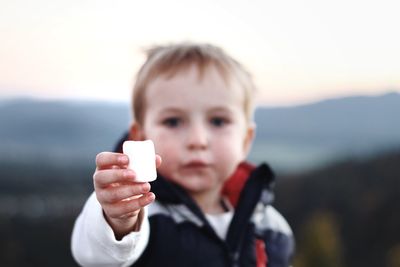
[119,155,129,164]
[141,183,150,191]
[124,170,135,178]
[147,193,155,201]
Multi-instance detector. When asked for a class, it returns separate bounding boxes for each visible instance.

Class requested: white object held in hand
[122,140,157,182]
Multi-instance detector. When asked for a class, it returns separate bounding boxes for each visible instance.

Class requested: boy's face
[132,65,254,196]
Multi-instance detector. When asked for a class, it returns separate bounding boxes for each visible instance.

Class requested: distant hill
[0,99,131,164]
[1,91,400,174]
[253,92,400,172]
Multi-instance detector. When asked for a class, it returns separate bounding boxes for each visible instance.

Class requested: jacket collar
[151,162,275,209]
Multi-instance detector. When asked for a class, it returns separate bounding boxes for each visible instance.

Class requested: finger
[155,154,162,168]
[94,169,136,188]
[97,183,151,204]
[96,152,129,170]
[104,192,155,219]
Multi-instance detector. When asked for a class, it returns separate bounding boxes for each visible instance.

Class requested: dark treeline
[275,149,400,267]
[0,149,399,266]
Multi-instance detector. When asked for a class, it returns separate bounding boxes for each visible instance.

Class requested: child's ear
[129,122,145,141]
[243,122,256,157]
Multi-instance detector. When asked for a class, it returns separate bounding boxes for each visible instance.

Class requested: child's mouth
[183,160,209,168]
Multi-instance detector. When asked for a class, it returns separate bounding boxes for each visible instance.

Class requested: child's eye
[210,117,229,127]
[162,117,182,128]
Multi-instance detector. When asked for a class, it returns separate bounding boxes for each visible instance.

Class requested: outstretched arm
[71,151,161,266]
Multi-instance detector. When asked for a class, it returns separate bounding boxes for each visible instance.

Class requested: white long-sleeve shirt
[71,193,150,267]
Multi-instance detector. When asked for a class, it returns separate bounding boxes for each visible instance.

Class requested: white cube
[122,140,157,182]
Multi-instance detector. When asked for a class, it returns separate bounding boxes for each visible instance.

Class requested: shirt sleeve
[71,192,150,267]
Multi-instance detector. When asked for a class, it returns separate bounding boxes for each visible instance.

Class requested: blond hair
[132,42,257,125]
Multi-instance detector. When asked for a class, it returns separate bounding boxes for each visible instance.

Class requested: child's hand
[93,152,161,239]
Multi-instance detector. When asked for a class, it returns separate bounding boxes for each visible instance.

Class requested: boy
[71,43,295,267]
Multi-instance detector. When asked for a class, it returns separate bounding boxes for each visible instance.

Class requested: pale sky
[0,0,399,106]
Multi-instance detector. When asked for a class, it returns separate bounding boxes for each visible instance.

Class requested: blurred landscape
[1,91,399,266]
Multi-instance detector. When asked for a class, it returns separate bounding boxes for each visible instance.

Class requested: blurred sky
[0,0,399,106]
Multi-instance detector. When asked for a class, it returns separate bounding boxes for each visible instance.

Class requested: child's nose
[186,122,208,150]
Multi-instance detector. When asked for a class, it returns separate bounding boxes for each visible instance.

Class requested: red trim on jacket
[222,162,255,207]
[222,162,269,267]
[256,239,268,267]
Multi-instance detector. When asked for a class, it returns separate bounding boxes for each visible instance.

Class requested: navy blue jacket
[131,163,295,267]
